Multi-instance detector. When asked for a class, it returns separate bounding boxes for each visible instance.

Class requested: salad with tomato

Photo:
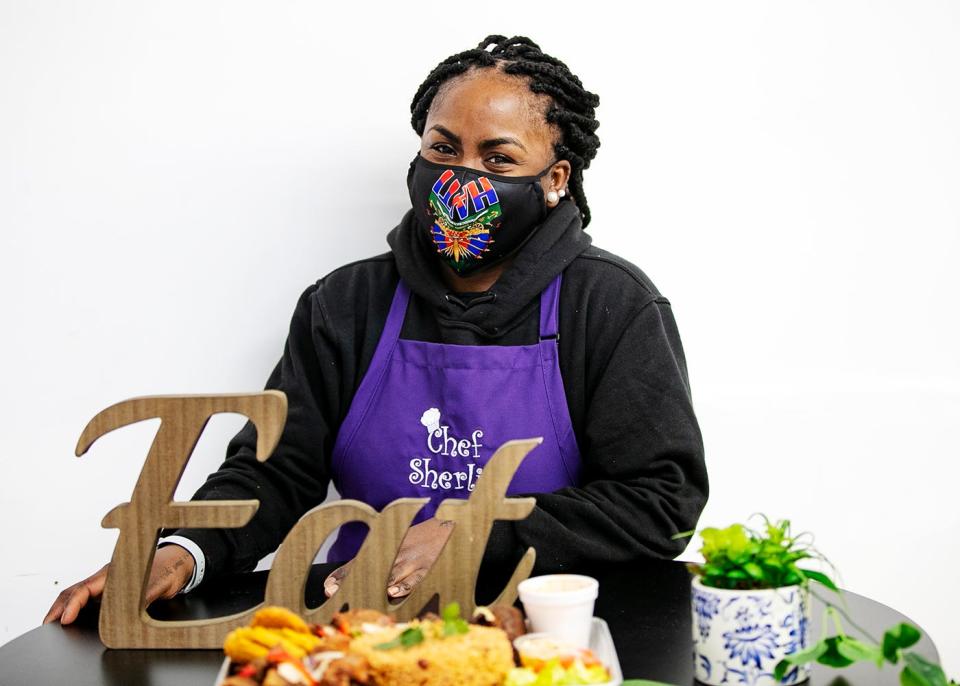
[506,634,612,686]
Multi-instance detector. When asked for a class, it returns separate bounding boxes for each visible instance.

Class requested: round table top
[0,559,941,685]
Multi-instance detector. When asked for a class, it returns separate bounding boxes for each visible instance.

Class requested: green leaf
[374,626,425,650]
[401,626,425,647]
[441,602,460,622]
[443,617,469,636]
[883,623,923,663]
[439,602,469,637]
[900,653,949,686]
[774,641,829,680]
[743,562,765,581]
[701,524,752,561]
[817,636,856,668]
[901,667,928,686]
[726,569,749,581]
[783,570,802,586]
[799,568,839,592]
[835,636,884,666]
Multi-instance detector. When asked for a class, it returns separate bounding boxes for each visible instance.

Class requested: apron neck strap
[384,277,412,342]
[539,273,562,340]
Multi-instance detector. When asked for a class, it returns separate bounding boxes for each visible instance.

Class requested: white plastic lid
[517,574,599,606]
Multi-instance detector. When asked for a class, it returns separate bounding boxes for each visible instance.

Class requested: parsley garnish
[374,626,425,650]
[373,603,469,650]
[441,602,469,637]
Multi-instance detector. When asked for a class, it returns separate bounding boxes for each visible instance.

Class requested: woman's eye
[431,143,456,155]
[487,154,513,166]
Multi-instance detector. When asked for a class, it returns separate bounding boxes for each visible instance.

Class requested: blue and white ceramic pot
[691,577,811,686]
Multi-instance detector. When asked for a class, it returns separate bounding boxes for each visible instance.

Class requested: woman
[45,35,708,624]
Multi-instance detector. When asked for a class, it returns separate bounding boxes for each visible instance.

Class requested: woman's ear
[547,160,572,195]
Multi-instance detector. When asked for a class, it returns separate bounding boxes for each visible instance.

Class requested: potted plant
[677,516,954,686]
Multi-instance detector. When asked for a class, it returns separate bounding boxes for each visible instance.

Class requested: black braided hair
[410,35,601,228]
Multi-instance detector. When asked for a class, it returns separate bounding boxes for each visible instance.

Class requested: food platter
[213,616,623,686]
[581,617,624,686]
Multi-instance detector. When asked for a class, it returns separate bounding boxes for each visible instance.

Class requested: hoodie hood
[386,198,592,340]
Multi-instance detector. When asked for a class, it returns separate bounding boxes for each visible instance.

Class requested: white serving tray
[213,616,623,685]
[214,655,230,685]
[586,616,625,686]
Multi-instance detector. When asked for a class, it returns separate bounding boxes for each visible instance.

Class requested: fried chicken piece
[312,629,351,652]
[319,653,372,686]
[471,605,526,642]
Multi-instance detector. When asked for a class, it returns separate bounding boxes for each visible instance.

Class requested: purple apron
[326,271,582,563]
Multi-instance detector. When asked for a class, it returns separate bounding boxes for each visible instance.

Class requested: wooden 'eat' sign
[77,391,542,649]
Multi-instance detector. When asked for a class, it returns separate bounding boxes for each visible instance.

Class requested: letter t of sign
[388,437,543,619]
[76,392,287,649]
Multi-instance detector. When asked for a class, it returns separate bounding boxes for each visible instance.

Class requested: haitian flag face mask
[406,152,558,275]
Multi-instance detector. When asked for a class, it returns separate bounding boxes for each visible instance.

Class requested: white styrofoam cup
[517,574,599,649]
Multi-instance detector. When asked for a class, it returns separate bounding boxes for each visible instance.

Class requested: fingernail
[387,585,400,596]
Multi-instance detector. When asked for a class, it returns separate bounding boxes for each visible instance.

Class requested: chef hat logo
[420,407,441,436]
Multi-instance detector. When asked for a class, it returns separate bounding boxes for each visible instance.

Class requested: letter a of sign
[76,392,287,648]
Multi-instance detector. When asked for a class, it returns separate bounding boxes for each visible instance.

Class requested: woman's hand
[323,558,354,598]
[323,517,455,599]
[43,543,195,625]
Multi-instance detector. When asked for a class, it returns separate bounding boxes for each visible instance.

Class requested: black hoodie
[169,199,708,584]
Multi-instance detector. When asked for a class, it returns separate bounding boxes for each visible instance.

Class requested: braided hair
[410,35,601,229]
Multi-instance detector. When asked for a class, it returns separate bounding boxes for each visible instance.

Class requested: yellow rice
[348,623,514,686]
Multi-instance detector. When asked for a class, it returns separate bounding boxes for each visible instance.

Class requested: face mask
[406,152,558,276]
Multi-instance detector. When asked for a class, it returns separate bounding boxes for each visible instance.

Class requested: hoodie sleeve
[483,297,708,574]
[163,282,339,582]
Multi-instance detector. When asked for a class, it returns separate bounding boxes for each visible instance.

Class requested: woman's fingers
[44,564,109,625]
[386,544,427,597]
[388,568,426,598]
[386,543,426,596]
[326,519,456,599]
[324,560,353,597]
[324,555,425,599]
[386,554,415,589]
[43,588,72,624]
[385,518,454,597]
[44,546,194,626]
[58,584,92,625]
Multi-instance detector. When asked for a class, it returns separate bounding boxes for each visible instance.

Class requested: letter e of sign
[77,392,287,649]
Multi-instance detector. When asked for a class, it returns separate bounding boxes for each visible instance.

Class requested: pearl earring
[558,189,566,198]
[546,190,559,204]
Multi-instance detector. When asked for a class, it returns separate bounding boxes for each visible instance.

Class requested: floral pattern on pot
[690,577,811,686]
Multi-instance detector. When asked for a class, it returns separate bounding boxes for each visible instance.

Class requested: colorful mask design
[406,153,558,275]
[427,168,501,265]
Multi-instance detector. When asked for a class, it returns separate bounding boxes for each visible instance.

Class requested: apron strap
[539,273,562,340]
[381,277,412,347]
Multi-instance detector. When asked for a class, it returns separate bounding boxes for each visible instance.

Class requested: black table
[0,560,941,685]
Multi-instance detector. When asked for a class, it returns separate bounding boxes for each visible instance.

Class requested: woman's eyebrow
[480,136,527,152]
[428,124,527,152]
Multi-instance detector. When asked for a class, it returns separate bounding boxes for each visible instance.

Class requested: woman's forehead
[425,71,553,147]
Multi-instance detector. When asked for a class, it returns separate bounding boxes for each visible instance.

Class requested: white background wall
[1,0,957,676]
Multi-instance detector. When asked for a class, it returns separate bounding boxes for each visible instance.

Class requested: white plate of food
[214,604,622,686]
